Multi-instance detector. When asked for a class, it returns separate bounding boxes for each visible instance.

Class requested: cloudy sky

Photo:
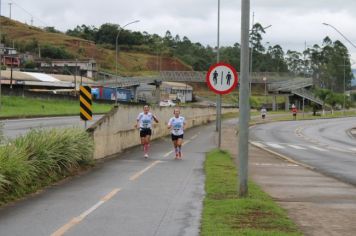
[3,0,356,67]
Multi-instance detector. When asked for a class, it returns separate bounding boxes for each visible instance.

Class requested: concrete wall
[88,106,237,159]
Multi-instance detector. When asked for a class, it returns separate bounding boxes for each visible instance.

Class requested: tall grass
[0,128,94,204]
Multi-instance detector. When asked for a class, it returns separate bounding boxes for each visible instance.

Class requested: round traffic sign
[206,62,238,95]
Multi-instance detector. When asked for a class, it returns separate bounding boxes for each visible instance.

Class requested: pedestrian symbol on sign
[213,70,218,85]
[226,72,232,85]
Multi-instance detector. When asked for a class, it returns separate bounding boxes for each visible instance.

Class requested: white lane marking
[266,143,284,149]
[349,148,356,152]
[309,146,327,152]
[190,134,198,140]
[182,140,190,146]
[163,150,173,158]
[51,188,120,236]
[130,160,161,181]
[250,141,267,148]
[328,146,348,152]
[253,163,298,167]
[287,145,306,150]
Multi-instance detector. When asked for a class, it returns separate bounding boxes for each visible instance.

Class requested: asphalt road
[250,117,356,185]
[0,115,102,139]
[0,122,215,236]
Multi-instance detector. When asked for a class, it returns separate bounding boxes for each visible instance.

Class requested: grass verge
[250,110,356,126]
[201,149,301,236]
[0,128,94,206]
[0,96,113,118]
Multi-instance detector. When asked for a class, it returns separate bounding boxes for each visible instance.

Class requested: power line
[8,0,49,27]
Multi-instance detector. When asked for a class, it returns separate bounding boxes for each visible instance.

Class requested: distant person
[261,106,267,119]
[213,70,218,85]
[135,105,159,158]
[167,108,186,160]
[291,104,298,120]
[226,71,232,85]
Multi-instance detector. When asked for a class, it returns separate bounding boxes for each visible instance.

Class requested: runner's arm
[167,118,172,129]
[134,120,139,129]
[135,114,141,128]
[153,115,159,123]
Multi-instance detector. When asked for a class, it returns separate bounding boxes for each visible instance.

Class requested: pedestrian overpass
[95,71,323,109]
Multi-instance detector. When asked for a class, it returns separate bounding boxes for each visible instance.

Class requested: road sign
[80,86,93,121]
[206,62,238,95]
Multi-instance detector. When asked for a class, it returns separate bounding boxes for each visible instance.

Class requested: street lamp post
[322,22,356,115]
[322,23,356,49]
[115,20,140,105]
[263,76,267,105]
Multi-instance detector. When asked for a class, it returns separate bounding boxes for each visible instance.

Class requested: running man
[261,106,267,119]
[167,108,186,160]
[135,105,159,158]
[291,104,298,120]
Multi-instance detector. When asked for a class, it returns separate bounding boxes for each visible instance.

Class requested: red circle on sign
[206,62,238,95]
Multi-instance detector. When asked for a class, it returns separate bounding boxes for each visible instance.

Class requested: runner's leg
[145,135,151,155]
[177,138,183,159]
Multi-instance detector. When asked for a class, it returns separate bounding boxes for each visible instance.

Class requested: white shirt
[168,116,185,136]
[137,112,155,129]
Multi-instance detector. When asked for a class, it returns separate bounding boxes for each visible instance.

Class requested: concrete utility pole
[239,0,250,197]
[343,56,346,115]
[249,12,254,94]
[216,0,222,148]
[8,2,12,19]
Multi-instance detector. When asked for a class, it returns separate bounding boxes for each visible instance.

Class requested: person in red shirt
[291,104,298,120]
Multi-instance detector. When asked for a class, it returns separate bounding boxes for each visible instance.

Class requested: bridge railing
[96,70,311,87]
[292,88,323,105]
[268,77,313,92]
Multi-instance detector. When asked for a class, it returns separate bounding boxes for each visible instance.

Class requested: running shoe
[178,151,182,159]
[144,153,149,158]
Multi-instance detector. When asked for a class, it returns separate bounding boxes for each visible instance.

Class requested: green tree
[286,50,303,75]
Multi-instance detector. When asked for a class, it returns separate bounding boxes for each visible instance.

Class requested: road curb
[249,141,315,170]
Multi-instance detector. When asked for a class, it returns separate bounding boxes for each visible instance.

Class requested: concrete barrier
[88,105,237,159]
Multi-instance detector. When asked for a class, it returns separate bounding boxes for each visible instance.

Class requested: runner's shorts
[171,134,184,141]
[140,128,152,137]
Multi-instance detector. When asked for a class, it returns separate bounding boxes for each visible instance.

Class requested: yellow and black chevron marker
[80,86,93,121]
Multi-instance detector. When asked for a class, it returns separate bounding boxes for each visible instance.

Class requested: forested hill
[0,16,353,91]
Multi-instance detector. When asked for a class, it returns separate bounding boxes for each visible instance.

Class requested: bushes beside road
[0,128,94,205]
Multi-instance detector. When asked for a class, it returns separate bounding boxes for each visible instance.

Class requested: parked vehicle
[159,100,176,107]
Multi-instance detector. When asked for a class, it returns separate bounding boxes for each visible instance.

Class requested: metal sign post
[206,63,238,148]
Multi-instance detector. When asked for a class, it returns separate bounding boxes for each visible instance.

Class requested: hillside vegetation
[0,17,191,76]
